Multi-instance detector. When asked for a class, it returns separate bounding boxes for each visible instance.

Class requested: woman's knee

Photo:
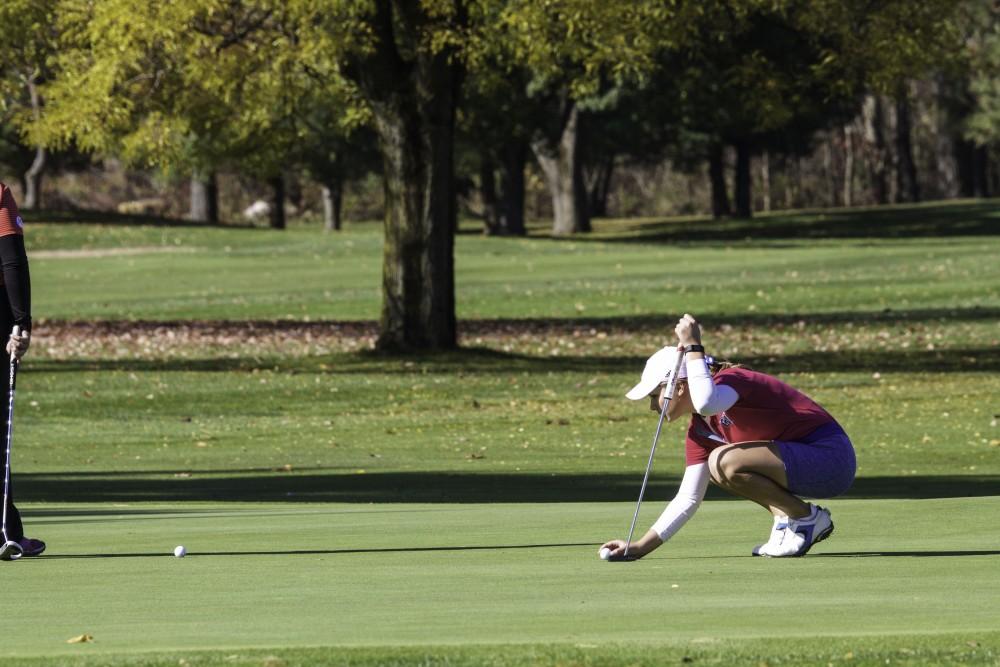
[708,446,736,484]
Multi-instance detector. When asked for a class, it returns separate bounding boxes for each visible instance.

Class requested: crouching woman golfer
[601,314,855,559]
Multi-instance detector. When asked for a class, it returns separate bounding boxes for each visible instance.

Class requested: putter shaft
[622,347,686,559]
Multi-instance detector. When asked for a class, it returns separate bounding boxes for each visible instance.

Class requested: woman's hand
[6,329,29,361]
[599,531,662,561]
[675,313,701,348]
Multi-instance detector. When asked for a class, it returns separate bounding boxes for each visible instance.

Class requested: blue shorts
[776,422,856,498]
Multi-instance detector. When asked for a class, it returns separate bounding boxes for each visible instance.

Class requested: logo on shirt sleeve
[15,216,23,228]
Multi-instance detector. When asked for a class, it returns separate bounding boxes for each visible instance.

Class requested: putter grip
[10,326,19,363]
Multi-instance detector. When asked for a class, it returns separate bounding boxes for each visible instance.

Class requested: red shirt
[0,183,24,237]
[685,368,836,465]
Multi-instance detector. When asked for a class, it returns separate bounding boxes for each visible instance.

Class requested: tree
[459,66,537,236]
[491,1,678,235]
[0,0,59,209]
[654,0,962,218]
[961,0,1000,195]
[34,0,309,223]
[329,0,464,349]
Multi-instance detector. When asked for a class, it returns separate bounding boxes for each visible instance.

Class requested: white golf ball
[173,545,186,558]
[599,547,611,561]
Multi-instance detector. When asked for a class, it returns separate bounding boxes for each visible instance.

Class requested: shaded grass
[16,470,1000,504]
[4,634,1000,667]
[582,199,1000,242]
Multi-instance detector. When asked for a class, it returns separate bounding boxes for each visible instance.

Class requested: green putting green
[4,497,1000,664]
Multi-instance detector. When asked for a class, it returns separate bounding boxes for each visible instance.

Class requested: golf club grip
[9,326,18,364]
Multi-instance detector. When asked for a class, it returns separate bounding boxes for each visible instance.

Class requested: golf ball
[173,545,186,558]
[599,547,611,561]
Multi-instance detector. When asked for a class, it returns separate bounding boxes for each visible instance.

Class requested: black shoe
[17,537,45,556]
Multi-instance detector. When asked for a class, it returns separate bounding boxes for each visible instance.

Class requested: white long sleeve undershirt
[650,463,710,541]
[685,357,739,416]
[649,358,744,543]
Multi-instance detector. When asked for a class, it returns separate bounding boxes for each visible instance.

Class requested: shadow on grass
[818,550,1000,558]
[27,342,1000,375]
[16,470,1000,504]
[35,542,595,560]
[570,201,1000,244]
[35,306,1000,345]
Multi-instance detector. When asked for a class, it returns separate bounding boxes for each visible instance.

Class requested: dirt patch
[24,316,996,366]
[32,246,198,259]
[29,319,648,360]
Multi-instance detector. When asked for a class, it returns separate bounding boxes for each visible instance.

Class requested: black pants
[0,299,22,542]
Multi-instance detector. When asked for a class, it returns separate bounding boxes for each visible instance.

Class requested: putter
[615,345,686,562]
[1,325,22,561]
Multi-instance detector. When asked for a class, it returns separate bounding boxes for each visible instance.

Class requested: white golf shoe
[755,504,834,558]
[752,514,788,557]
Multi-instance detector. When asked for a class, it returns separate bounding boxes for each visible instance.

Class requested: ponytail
[708,359,746,375]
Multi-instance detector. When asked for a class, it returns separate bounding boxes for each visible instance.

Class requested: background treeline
[0,0,997,348]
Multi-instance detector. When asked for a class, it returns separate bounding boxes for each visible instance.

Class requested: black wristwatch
[684,344,705,354]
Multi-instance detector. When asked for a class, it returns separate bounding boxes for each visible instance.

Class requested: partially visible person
[0,182,43,558]
[602,314,855,559]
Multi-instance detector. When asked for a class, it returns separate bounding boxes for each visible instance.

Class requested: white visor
[625,345,686,400]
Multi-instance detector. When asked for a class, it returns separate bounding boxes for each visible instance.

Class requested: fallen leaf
[66,634,93,644]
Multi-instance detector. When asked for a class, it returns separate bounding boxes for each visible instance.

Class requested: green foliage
[491,1,660,98]
[0,0,58,175]
[962,0,1000,144]
[0,0,56,105]
[35,0,367,178]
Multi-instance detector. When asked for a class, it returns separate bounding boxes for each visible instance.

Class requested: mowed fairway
[3,201,1000,666]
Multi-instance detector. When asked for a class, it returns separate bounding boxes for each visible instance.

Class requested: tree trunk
[268,175,286,229]
[733,139,752,219]
[973,144,990,198]
[863,95,889,205]
[823,138,835,206]
[23,146,45,210]
[955,139,975,198]
[842,124,854,207]
[787,157,801,209]
[480,157,500,235]
[532,101,590,235]
[588,155,614,218]
[349,0,460,350]
[708,143,730,218]
[759,150,771,212]
[189,172,219,223]
[498,138,527,236]
[23,78,46,210]
[322,179,343,231]
[895,90,920,203]
[286,174,303,213]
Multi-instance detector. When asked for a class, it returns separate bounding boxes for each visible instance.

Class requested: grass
[5,499,1000,663]
[3,200,1000,665]
[26,200,1000,321]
